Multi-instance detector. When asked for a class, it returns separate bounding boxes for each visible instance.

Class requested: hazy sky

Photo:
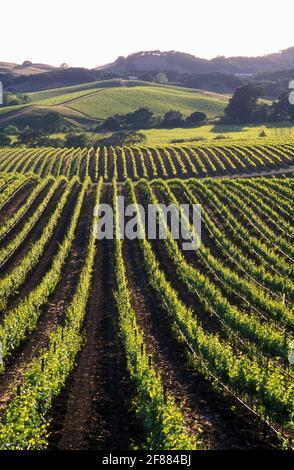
[1,0,292,68]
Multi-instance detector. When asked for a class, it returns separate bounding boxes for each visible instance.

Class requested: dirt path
[214,165,294,179]
[48,185,133,450]
[0,180,37,226]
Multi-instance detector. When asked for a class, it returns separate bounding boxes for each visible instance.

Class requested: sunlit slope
[0,80,227,126]
[28,79,151,101]
[63,85,227,120]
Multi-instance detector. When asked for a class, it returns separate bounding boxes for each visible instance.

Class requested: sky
[0,0,293,68]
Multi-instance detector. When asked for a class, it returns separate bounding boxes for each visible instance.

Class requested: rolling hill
[97,48,294,75]
[0,61,56,77]
[1,48,293,98]
[0,80,228,128]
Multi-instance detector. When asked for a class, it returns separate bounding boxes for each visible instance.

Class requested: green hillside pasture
[0,82,226,127]
[28,79,229,103]
[49,123,294,147]
[143,123,294,144]
[0,104,98,128]
[33,89,103,106]
[64,86,226,120]
[28,79,153,102]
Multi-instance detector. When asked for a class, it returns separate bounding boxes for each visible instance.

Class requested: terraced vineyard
[0,142,293,450]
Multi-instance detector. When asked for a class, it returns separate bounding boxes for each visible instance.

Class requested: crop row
[0,141,293,181]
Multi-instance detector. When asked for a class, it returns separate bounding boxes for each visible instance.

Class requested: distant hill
[0,48,293,98]
[3,67,110,92]
[254,68,294,81]
[97,48,294,75]
[0,61,56,77]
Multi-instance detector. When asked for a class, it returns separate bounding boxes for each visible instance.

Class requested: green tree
[65,133,88,148]
[156,72,168,84]
[162,110,185,128]
[18,127,50,147]
[185,112,207,126]
[125,108,155,129]
[40,112,65,133]
[103,115,122,131]
[97,131,146,146]
[4,125,19,135]
[253,104,271,123]
[104,108,156,131]
[270,92,294,122]
[18,94,31,104]
[3,93,30,107]
[225,84,262,124]
[0,133,12,146]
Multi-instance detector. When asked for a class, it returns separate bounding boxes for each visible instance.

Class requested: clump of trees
[102,107,207,132]
[0,126,56,147]
[22,61,33,67]
[103,108,158,131]
[96,131,146,146]
[271,93,294,122]
[3,92,31,107]
[0,111,68,147]
[65,133,88,148]
[224,84,294,124]
[162,110,184,128]
[161,110,207,128]
[39,112,66,133]
[17,128,52,147]
[63,130,147,148]
[0,110,68,146]
[0,133,12,146]
[4,125,19,135]
[0,125,21,147]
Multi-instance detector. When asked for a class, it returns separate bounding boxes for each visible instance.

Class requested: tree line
[101,108,207,131]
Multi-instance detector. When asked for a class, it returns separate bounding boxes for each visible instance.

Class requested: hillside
[0,61,56,77]
[0,47,293,95]
[60,85,227,120]
[4,67,104,92]
[97,48,294,75]
[0,80,228,128]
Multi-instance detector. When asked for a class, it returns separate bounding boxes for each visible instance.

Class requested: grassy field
[49,122,294,146]
[142,122,294,144]
[28,79,229,103]
[28,79,153,101]
[64,85,226,120]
